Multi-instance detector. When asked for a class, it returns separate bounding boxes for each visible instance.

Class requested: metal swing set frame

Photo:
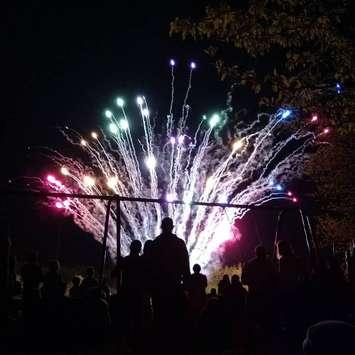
[2,190,319,289]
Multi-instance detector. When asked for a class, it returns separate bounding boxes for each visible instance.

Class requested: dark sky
[3,1,226,183]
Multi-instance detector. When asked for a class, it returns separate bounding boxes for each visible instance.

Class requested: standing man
[151,217,190,330]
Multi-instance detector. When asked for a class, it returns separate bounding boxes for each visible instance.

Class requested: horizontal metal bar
[1,189,299,210]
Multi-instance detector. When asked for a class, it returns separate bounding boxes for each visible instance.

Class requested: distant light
[292,197,298,203]
[107,176,118,189]
[55,201,63,209]
[209,114,220,128]
[323,127,330,134]
[116,97,125,107]
[63,200,70,208]
[269,179,275,186]
[80,139,87,146]
[83,175,95,187]
[119,119,129,130]
[91,132,98,139]
[170,137,176,144]
[47,175,56,183]
[170,59,175,66]
[336,82,342,94]
[60,166,69,176]
[109,123,119,134]
[145,155,157,170]
[275,184,283,191]
[232,140,243,152]
[287,191,293,197]
[190,61,196,69]
[311,115,318,122]
[105,110,113,119]
[142,108,149,117]
[136,96,144,106]
[281,109,292,119]
[166,193,175,202]
[178,135,184,144]
[202,114,207,120]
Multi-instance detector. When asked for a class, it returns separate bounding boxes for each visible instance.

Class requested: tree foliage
[171,0,355,246]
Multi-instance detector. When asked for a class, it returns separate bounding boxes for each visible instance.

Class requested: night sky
[3,2,308,265]
[3,1,226,183]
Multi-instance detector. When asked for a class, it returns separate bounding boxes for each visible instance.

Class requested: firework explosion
[42,60,327,269]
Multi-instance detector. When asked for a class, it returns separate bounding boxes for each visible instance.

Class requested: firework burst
[41,60,324,269]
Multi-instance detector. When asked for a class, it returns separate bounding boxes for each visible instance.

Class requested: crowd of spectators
[1,217,355,354]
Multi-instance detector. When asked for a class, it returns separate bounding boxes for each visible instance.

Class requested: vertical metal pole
[299,209,311,255]
[273,210,285,260]
[116,196,121,293]
[116,196,121,259]
[306,214,320,263]
[99,199,112,286]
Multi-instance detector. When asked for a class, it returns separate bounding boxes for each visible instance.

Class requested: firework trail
[41,60,327,269]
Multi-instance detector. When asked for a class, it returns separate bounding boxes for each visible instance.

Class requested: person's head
[26,250,39,264]
[48,259,60,274]
[86,267,95,278]
[143,240,153,256]
[72,276,81,287]
[231,274,240,285]
[193,264,201,274]
[210,288,217,296]
[303,321,355,355]
[255,244,266,259]
[130,240,142,256]
[161,217,174,234]
[277,240,293,258]
[222,274,230,283]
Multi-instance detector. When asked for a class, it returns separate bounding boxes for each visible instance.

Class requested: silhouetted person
[119,240,144,343]
[8,255,17,296]
[218,274,230,297]
[101,277,111,301]
[41,277,68,350]
[69,276,81,299]
[241,245,277,327]
[208,288,218,300]
[277,240,300,287]
[303,321,355,355]
[121,240,143,292]
[151,217,190,352]
[80,267,98,298]
[42,259,64,301]
[81,287,110,349]
[142,239,154,327]
[276,240,302,327]
[188,264,208,317]
[21,251,43,326]
[0,234,11,292]
[227,275,247,316]
[152,217,190,288]
[348,247,355,288]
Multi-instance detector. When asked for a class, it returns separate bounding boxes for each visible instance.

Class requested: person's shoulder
[153,234,163,243]
[246,257,258,266]
[172,234,186,245]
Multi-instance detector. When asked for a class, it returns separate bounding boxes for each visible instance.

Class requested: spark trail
[41,60,325,269]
